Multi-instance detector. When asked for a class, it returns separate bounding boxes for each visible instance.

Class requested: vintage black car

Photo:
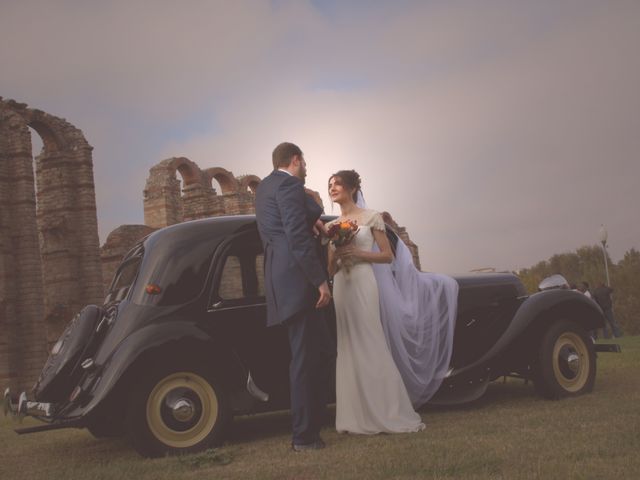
[4,215,619,457]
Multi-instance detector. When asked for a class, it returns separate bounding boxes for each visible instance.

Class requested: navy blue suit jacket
[255,170,326,326]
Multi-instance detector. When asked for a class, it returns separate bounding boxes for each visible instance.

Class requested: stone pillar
[143,158,205,228]
[182,182,209,222]
[26,117,103,346]
[0,101,48,391]
[143,168,183,228]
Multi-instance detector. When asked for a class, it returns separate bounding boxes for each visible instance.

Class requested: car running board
[15,418,83,435]
[594,343,622,353]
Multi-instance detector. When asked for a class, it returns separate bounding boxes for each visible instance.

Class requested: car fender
[451,289,604,377]
[76,321,247,419]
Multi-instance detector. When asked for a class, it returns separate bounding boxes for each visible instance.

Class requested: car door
[451,280,523,368]
[204,228,292,408]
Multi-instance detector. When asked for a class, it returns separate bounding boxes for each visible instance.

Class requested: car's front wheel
[126,367,230,457]
[533,319,596,399]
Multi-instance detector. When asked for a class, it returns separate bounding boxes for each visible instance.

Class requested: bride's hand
[336,244,360,261]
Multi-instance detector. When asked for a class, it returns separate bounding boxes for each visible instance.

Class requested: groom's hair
[272,142,303,169]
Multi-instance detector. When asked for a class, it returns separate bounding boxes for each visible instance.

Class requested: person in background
[577,281,596,340]
[577,281,592,298]
[592,283,623,339]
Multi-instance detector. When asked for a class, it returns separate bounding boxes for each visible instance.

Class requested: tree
[517,246,638,335]
[611,248,640,335]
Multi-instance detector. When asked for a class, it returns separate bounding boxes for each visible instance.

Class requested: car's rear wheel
[533,319,596,399]
[126,367,230,457]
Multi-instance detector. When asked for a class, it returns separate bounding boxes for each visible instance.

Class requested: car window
[110,256,141,293]
[213,232,265,304]
[255,254,265,296]
[219,255,244,300]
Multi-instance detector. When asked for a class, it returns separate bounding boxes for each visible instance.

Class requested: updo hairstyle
[329,170,362,203]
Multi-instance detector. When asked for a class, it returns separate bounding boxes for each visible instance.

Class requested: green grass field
[2,336,639,480]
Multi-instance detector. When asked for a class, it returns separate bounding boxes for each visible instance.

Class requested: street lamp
[599,224,610,287]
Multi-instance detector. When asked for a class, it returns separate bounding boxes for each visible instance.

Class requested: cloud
[2,0,639,272]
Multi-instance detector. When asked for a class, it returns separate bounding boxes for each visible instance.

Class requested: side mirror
[538,274,569,291]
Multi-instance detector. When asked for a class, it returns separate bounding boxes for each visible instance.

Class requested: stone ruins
[0,98,103,391]
[0,97,420,391]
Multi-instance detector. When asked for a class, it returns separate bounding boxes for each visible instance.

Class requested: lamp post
[598,224,610,287]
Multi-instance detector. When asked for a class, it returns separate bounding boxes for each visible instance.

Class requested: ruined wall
[0,98,102,390]
[382,212,421,270]
[0,102,48,392]
[143,159,258,229]
[101,160,261,293]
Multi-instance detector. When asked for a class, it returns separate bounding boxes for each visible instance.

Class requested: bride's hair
[328,170,362,202]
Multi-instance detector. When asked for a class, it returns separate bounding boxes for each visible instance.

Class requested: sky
[2,0,639,274]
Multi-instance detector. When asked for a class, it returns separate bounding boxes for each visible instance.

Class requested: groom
[255,142,332,451]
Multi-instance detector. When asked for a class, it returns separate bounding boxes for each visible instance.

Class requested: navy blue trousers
[286,307,333,445]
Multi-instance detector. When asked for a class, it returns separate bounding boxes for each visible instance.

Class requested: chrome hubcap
[566,352,580,374]
[171,398,196,423]
[558,345,581,379]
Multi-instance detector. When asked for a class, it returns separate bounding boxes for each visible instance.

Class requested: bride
[326,170,458,434]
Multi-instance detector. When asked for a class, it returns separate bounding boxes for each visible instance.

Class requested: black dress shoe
[291,438,326,452]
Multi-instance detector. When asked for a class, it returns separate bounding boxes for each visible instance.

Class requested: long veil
[358,192,458,407]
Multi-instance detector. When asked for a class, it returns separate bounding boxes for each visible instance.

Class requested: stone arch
[143,157,265,229]
[27,118,63,154]
[144,157,207,228]
[166,156,205,187]
[238,174,261,193]
[4,100,105,348]
[204,167,240,194]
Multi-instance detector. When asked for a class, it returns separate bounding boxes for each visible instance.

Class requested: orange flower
[328,219,359,247]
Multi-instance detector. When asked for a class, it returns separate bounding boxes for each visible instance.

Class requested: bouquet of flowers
[327,220,359,246]
[327,220,359,272]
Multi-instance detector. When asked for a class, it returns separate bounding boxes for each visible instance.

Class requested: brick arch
[0,98,106,390]
[9,102,104,349]
[163,157,206,187]
[144,157,208,228]
[238,174,261,193]
[26,119,63,153]
[204,167,240,194]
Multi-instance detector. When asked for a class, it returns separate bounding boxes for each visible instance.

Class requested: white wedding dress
[330,210,425,434]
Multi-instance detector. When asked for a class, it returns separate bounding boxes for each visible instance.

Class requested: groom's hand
[312,219,328,238]
[316,281,332,309]
[305,188,323,208]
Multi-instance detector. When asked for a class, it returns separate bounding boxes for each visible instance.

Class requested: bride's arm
[336,229,393,264]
